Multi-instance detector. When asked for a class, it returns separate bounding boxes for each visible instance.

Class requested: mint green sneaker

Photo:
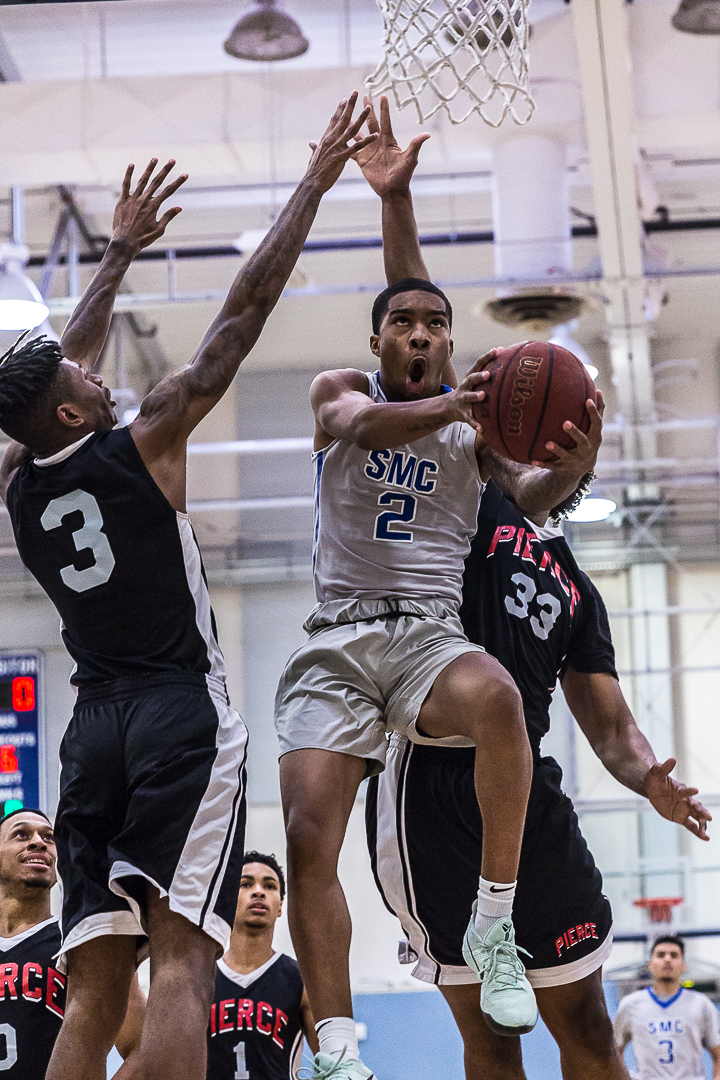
[310,1049,375,1079]
[462,902,538,1036]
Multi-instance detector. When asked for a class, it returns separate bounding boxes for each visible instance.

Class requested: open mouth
[405,357,427,395]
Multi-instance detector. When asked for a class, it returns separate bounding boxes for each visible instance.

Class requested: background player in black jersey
[0,95,378,1080]
[0,807,144,1078]
[366,478,711,1080]
[207,851,318,1080]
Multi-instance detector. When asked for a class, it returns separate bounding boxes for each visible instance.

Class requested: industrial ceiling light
[548,321,599,381]
[567,498,617,524]
[672,0,720,33]
[0,245,49,332]
[224,0,309,62]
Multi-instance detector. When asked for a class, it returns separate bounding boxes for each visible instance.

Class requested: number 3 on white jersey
[41,489,116,593]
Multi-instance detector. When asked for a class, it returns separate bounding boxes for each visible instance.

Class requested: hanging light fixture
[224,0,309,62]
[672,0,720,33]
[0,245,49,332]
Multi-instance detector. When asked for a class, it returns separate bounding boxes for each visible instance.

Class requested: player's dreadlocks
[0,333,65,447]
[243,850,286,900]
[549,470,595,525]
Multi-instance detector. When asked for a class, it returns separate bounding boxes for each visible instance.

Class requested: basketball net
[366,0,535,128]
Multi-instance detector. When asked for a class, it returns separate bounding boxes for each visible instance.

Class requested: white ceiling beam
[572,0,658,499]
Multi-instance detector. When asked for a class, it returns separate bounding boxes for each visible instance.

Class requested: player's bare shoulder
[310,368,371,451]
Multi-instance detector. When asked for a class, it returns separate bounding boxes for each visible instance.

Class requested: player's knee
[284,805,338,872]
[465,663,523,733]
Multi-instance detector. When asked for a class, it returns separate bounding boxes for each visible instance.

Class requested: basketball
[472,341,597,465]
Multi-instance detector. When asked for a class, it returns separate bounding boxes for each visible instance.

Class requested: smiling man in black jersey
[207,851,318,1080]
[0,807,144,1078]
[0,94,377,1080]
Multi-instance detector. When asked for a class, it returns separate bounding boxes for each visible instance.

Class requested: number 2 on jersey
[233,1039,250,1079]
[374,491,417,543]
[40,489,116,593]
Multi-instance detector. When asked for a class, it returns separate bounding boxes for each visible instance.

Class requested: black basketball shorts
[366,734,612,988]
[55,672,248,968]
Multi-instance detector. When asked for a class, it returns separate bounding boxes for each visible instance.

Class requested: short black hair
[652,935,685,957]
[371,278,453,335]
[242,850,285,900]
[0,334,65,446]
[549,471,595,525]
[0,807,51,830]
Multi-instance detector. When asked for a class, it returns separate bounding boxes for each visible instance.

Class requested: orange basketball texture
[472,341,597,465]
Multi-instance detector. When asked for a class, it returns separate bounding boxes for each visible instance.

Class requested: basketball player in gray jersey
[275,98,603,1080]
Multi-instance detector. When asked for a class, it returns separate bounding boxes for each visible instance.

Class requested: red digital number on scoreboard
[0,746,18,773]
[12,677,35,712]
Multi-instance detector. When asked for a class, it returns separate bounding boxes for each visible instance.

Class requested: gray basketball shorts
[274,597,485,775]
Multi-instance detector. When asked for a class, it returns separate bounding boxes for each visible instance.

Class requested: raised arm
[562,668,711,839]
[60,158,187,369]
[130,93,376,474]
[353,96,430,283]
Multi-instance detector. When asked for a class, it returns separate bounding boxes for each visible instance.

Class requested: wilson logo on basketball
[506,356,543,436]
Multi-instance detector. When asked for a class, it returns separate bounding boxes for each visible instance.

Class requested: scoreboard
[0,653,41,815]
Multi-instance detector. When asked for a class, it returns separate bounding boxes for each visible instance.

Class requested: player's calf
[537,972,629,1080]
[440,984,527,1080]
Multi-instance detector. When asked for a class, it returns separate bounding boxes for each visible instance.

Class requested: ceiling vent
[484,289,586,333]
[224,0,309,61]
[672,0,720,33]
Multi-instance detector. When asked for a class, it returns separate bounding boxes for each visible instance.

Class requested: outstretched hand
[532,391,605,476]
[306,92,378,195]
[352,95,430,197]
[645,758,712,840]
[113,159,187,255]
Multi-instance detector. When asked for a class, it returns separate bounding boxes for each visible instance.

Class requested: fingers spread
[364,96,380,134]
[346,105,372,142]
[133,158,158,197]
[348,133,379,156]
[380,95,395,137]
[155,173,188,204]
[146,158,176,198]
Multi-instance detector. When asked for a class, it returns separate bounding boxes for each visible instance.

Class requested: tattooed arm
[129,93,377,509]
[60,159,187,369]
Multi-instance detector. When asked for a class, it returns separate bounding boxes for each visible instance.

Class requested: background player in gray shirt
[615,936,720,1080]
[275,98,603,1079]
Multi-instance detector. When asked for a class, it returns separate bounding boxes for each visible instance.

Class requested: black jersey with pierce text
[459,481,617,754]
[0,918,65,1078]
[7,429,224,687]
[207,953,304,1080]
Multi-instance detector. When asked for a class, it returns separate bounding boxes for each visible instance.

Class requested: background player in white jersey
[0,96,377,1080]
[206,851,318,1080]
[275,97,602,1079]
[615,937,720,1080]
[0,808,144,1078]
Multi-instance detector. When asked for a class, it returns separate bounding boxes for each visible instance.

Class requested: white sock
[315,1016,359,1060]
[475,877,516,936]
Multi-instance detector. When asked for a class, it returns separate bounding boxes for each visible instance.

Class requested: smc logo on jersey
[364,450,439,495]
[209,998,289,1047]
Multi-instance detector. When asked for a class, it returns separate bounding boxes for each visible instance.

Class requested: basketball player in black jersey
[0,807,144,1078]
[0,94,378,1080]
[207,851,318,1080]
[354,101,710,1079]
[367,480,711,1080]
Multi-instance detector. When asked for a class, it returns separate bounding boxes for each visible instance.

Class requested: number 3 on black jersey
[40,489,115,593]
[505,572,562,641]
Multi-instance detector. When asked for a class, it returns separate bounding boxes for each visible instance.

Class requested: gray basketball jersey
[614,987,720,1080]
[312,372,483,609]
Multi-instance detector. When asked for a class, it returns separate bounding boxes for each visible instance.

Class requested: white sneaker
[462,902,538,1036]
[310,1049,375,1079]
